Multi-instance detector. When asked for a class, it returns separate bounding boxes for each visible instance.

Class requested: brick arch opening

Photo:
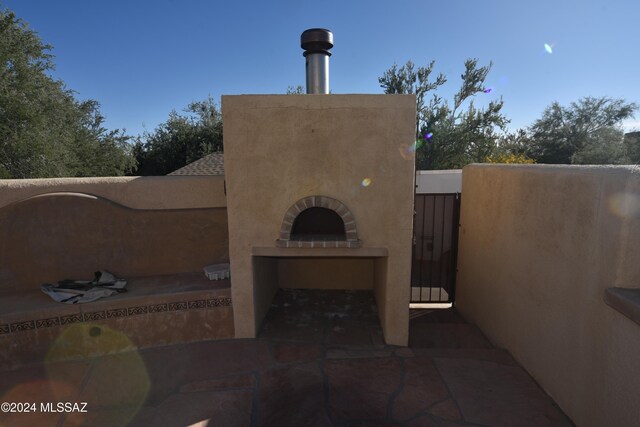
[277,196,360,248]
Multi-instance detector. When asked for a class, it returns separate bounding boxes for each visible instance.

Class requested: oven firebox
[276,195,360,248]
[290,208,345,241]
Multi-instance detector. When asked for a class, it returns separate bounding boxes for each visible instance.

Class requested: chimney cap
[301,28,333,55]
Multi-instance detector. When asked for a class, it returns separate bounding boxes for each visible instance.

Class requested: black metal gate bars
[411,193,461,304]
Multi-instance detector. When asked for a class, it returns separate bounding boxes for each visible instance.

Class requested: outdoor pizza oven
[222,29,416,346]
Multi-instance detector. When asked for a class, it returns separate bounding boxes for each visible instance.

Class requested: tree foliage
[526,97,638,164]
[379,59,509,169]
[133,96,223,175]
[623,131,640,165]
[0,6,136,178]
[286,85,304,94]
[484,152,535,164]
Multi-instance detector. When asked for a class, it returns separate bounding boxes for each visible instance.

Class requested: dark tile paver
[407,414,440,427]
[410,308,467,324]
[179,374,256,393]
[78,351,150,409]
[259,362,329,426]
[405,347,518,365]
[0,300,575,427]
[326,357,403,421]
[273,342,324,364]
[392,357,450,421]
[426,398,461,421]
[409,323,493,349]
[131,389,253,427]
[435,357,573,427]
[62,404,141,427]
[140,339,271,404]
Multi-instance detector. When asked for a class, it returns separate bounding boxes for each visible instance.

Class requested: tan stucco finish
[277,259,374,290]
[223,95,416,345]
[0,175,227,210]
[0,192,229,291]
[455,164,640,427]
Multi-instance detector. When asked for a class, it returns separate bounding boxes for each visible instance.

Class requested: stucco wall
[0,175,227,210]
[223,94,416,345]
[278,259,374,290]
[455,164,640,427]
[0,176,229,291]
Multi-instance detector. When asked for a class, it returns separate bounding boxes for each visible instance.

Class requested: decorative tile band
[188,300,207,310]
[84,311,106,321]
[106,308,127,319]
[207,297,232,308]
[60,314,82,325]
[149,303,168,313]
[10,321,35,332]
[36,317,60,328]
[0,296,232,335]
[169,301,188,311]
[127,306,148,316]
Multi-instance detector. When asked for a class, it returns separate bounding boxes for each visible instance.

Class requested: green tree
[286,85,304,94]
[624,131,640,164]
[527,97,637,164]
[134,96,223,175]
[0,5,135,178]
[379,59,508,169]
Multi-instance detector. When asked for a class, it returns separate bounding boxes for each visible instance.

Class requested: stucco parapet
[0,176,227,210]
[464,163,640,178]
[222,94,416,112]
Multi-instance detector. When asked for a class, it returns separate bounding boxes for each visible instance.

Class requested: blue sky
[4,0,640,136]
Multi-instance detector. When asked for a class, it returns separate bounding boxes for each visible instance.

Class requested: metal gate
[411,193,461,303]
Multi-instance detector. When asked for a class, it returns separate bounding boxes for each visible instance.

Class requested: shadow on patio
[0,289,573,426]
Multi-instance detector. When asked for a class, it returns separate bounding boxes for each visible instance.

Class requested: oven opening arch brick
[277,195,360,248]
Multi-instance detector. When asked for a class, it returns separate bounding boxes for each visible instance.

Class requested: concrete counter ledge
[252,246,388,258]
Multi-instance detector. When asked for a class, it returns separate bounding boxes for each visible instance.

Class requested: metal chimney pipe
[301,28,333,94]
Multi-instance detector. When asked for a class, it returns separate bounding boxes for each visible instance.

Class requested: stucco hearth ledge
[604,287,640,326]
[251,246,388,257]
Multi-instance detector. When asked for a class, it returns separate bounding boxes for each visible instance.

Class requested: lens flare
[1,380,78,426]
[484,87,493,94]
[399,143,416,160]
[425,133,433,140]
[361,178,372,187]
[45,323,150,425]
[544,43,553,54]
[609,192,640,219]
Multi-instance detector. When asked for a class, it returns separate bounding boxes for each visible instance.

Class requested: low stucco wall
[455,164,640,427]
[0,175,227,210]
[0,176,228,291]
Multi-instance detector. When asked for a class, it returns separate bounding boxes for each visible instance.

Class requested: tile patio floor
[0,289,574,426]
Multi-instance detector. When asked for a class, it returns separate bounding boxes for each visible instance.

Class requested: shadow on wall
[0,192,229,291]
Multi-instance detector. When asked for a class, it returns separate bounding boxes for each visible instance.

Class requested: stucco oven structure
[223,94,416,346]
